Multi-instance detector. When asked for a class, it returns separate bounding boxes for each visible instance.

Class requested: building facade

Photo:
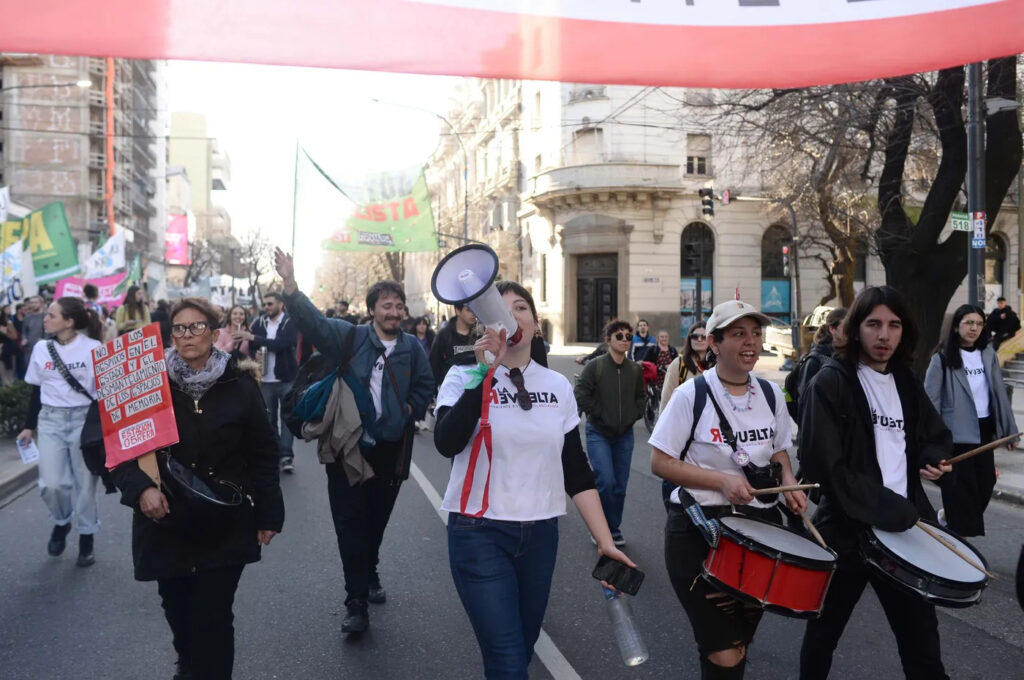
[0,54,167,266]
[419,79,1021,345]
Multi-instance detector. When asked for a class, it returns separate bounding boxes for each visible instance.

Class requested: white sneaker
[937,508,947,527]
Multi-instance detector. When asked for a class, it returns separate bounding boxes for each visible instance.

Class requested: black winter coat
[112,359,285,581]
[798,359,951,546]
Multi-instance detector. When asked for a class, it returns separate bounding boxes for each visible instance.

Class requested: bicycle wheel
[644,388,659,433]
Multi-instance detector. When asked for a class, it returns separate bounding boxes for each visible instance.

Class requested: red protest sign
[91,323,179,468]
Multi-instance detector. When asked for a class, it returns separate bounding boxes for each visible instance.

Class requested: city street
[1,354,1023,679]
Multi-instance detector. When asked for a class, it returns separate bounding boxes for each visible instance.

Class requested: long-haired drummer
[651,300,807,679]
[798,286,952,679]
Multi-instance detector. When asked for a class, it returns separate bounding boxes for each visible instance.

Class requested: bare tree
[182,239,219,287]
[238,228,274,297]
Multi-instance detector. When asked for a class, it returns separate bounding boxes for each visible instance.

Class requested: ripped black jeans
[665,503,781,660]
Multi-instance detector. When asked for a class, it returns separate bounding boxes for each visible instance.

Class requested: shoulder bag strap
[704,382,739,453]
[757,378,777,414]
[680,375,708,457]
[46,340,93,400]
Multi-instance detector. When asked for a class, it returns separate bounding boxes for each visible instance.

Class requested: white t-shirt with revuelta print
[25,334,102,407]
[436,361,580,521]
[857,363,908,497]
[960,348,990,418]
[648,366,792,509]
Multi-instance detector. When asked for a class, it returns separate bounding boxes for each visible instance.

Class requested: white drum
[862,521,988,608]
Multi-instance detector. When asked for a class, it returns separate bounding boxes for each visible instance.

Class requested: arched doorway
[985,233,1008,308]
[680,222,715,338]
[761,224,792,323]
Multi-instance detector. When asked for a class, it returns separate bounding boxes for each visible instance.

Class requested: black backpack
[282,328,358,440]
[783,353,816,421]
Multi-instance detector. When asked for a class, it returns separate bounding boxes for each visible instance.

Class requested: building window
[571,127,603,164]
[761,224,792,279]
[853,237,868,284]
[533,91,542,130]
[534,154,542,174]
[686,133,711,176]
[986,233,1007,286]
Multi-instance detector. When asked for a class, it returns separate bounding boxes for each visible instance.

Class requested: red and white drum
[703,515,837,619]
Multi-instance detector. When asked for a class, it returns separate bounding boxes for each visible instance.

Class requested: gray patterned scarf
[165,346,231,402]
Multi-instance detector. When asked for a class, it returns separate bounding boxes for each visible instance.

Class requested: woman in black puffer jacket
[113,297,284,680]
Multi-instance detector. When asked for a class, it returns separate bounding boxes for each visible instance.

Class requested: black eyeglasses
[170,321,210,338]
[507,367,532,411]
[611,332,631,341]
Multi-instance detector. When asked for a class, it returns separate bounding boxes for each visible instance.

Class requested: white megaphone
[431,244,524,356]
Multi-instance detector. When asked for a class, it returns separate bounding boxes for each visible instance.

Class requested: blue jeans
[585,423,634,533]
[447,514,559,680]
[37,405,99,534]
[260,381,294,459]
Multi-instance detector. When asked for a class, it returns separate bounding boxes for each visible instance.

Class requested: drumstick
[915,521,995,579]
[801,511,829,551]
[947,433,1021,465]
[750,483,819,496]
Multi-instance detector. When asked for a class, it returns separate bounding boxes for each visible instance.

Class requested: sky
[167,61,457,289]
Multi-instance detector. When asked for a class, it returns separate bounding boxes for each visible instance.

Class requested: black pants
[325,461,402,604]
[157,564,245,680]
[800,529,948,680]
[665,504,782,679]
[941,416,996,537]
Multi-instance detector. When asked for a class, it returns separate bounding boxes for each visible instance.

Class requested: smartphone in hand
[592,555,645,596]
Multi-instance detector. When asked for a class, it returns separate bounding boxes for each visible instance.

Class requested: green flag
[22,202,80,283]
[113,254,142,296]
[295,148,438,253]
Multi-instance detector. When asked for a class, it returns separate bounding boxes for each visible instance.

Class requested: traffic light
[698,188,714,217]
[683,243,699,270]
[782,245,790,276]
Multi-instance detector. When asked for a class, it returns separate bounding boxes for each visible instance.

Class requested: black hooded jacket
[112,359,284,581]
[798,358,951,545]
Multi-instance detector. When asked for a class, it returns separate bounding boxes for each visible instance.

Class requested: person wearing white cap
[650,299,807,679]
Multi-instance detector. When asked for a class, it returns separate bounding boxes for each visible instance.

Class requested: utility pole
[966,62,986,309]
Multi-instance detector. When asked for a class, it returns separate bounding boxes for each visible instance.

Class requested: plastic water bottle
[604,587,649,666]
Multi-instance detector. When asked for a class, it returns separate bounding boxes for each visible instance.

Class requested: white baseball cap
[705,300,772,334]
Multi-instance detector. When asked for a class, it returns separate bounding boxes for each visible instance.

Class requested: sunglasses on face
[507,367,532,411]
[171,321,210,338]
[690,334,707,341]
[611,332,632,341]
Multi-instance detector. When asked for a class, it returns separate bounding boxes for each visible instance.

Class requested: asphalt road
[1,354,1022,679]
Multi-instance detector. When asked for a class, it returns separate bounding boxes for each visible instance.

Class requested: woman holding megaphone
[433,278,636,679]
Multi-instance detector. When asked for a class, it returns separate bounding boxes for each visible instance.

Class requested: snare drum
[702,515,837,618]
[861,521,988,608]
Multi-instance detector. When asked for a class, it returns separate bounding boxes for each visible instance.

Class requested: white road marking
[409,461,584,680]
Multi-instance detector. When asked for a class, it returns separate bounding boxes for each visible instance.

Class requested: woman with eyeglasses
[111,298,283,680]
[924,303,1018,536]
[433,281,637,679]
[660,323,713,414]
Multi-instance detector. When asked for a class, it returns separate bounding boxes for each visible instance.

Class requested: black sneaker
[341,600,369,634]
[76,534,95,567]
[611,530,626,548]
[280,457,295,474]
[368,583,387,604]
[47,524,71,557]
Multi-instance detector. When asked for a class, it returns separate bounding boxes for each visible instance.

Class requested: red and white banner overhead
[3,0,1023,87]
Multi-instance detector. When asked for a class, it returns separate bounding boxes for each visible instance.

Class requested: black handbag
[155,449,252,546]
[46,341,116,494]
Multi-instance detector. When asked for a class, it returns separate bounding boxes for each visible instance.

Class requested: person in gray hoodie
[924,303,1019,536]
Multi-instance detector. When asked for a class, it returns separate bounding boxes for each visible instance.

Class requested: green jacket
[574,352,645,438]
